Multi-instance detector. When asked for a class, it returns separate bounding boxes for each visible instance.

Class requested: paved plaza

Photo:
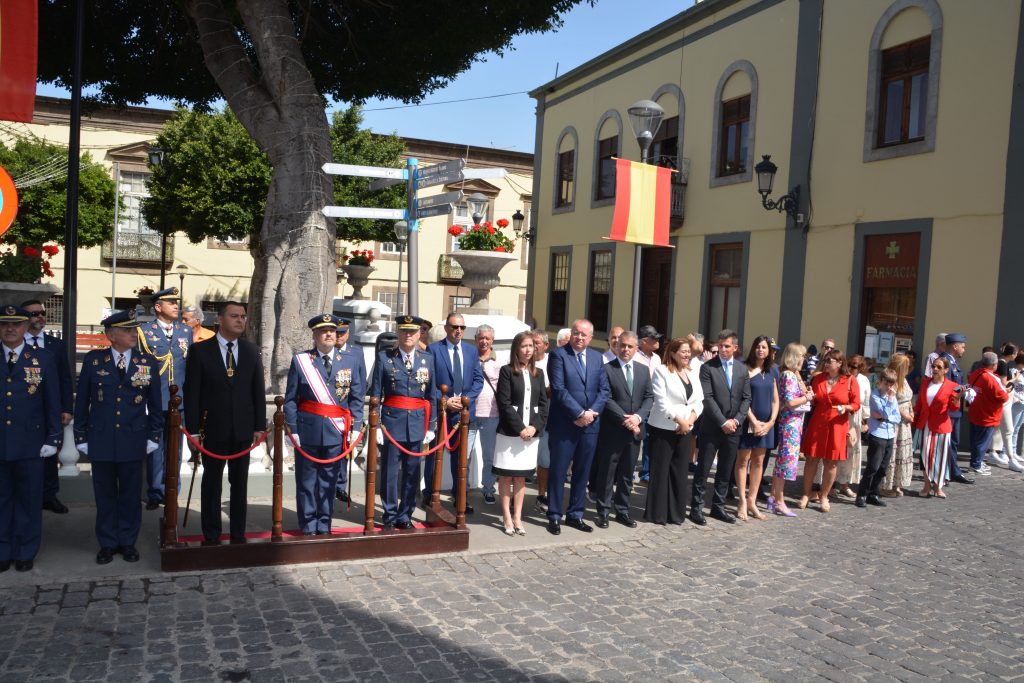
[2,464,1024,682]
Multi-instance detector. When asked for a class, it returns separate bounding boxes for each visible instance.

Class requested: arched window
[864,0,943,162]
[592,110,622,207]
[710,60,758,188]
[650,84,685,173]
[553,126,578,212]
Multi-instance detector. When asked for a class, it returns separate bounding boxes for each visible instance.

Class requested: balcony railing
[651,155,689,229]
[437,254,463,284]
[101,231,172,264]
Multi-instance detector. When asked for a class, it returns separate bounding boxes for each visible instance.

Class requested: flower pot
[341,263,375,300]
[138,293,155,316]
[448,250,516,314]
[0,281,60,306]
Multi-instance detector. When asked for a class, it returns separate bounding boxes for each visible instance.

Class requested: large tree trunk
[185,0,335,392]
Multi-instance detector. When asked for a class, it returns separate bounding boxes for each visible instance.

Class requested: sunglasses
[27,311,46,317]
[447,325,466,331]
[931,364,946,370]
[822,346,835,352]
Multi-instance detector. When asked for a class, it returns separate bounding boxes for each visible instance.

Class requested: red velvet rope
[286,428,366,465]
[381,412,460,457]
[181,429,269,460]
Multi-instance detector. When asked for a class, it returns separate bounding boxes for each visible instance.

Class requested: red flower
[486,226,495,234]
[448,226,463,237]
[497,218,509,228]
[23,246,40,258]
[42,245,59,256]
[494,247,506,253]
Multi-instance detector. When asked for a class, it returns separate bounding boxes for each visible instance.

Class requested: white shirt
[24,332,46,348]
[445,341,464,395]
[3,342,26,364]
[602,349,616,364]
[689,357,703,372]
[636,350,662,372]
[535,355,550,388]
[158,320,174,336]
[112,348,132,367]
[217,333,239,368]
[400,349,416,367]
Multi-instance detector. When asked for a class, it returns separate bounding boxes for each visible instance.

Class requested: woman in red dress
[799,349,860,512]
[913,355,961,498]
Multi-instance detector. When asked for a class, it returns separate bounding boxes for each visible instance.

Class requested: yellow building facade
[11,97,531,328]
[528,0,1023,361]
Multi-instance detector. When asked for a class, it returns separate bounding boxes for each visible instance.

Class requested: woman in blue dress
[736,336,780,521]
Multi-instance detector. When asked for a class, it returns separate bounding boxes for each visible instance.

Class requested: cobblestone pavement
[3,467,1024,683]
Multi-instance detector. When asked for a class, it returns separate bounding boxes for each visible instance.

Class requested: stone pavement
[2,466,1024,682]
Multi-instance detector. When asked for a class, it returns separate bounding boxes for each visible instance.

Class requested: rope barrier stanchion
[272,397,285,542]
[455,396,470,530]
[364,398,379,535]
[285,428,364,464]
[430,385,449,510]
[379,418,456,456]
[161,386,182,548]
[181,430,269,460]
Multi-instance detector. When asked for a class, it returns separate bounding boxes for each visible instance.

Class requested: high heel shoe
[736,505,748,521]
[748,499,767,520]
[766,495,776,514]
[819,498,831,513]
[775,503,798,518]
[514,527,526,536]
[503,526,515,536]
[797,495,809,510]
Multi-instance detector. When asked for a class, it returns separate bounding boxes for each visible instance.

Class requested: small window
[705,243,743,335]
[376,290,407,317]
[650,116,679,169]
[594,136,617,201]
[877,37,930,147]
[449,295,471,312]
[557,150,575,208]
[380,241,406,254]
[718,96,750,177]
[548,251,570,327]
[587,249,613,334]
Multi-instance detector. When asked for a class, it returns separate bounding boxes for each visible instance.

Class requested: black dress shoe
[229,536,247,545]
[866,497,887,507]
[951,474,975,485]
[710,508,736,524]
[463,504,475,515]
[546,520,561,535]
[382,522,395,532]
[14,560,33,572]
[421,493,433,508]
[595,515,609,529]
[689,510,707,526]
[43,498,69,514]
[615,514,638,529]
[0,560,9,573]
[145,500,161,510]
[96,547,117,564]
[201,538,221,546]
[565,517,593,533]
[336,490,350,503]
[855,496,867,508]
[121,546,140,562]
[394,520,413,530]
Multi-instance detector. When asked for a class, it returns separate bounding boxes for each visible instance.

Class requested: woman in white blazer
[644,338,704,525]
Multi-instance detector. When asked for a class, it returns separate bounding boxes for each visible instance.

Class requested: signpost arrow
[321,206,407,220]
[412,203,454,220]
[416,190,463,209]
[322,163,407,180]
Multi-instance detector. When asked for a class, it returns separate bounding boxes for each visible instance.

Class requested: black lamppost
[754,154,801,223]
[625,99,666,330]
[147,147,169,288]
[511,209,534,243]
[176,264,189,308]
[393,220,408,314]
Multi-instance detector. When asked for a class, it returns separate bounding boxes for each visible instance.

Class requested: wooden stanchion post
[271,396,284,542]
[455,395,470,531]
[364,398,379,535]
[430,384,449,510]
[162,386,181,547]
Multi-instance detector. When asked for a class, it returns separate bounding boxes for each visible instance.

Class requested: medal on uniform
[23,367,42,395]
[415,366,430,393]
[131,366,152,387]
[134,394,144,404]
[226,368,235,378]
[336,369,351,398]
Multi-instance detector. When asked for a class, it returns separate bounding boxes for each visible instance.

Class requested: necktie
[30,336,39,348]
[117,354,127,379]
[577,351,585,372]
[452,344,463,394]
[405,354,413,372]
[7,351,14,370]
[624,363,633,394]
[322,353,332,375]
[226,342,236,377]
[725,360,733,389]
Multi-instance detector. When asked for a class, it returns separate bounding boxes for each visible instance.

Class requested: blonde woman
[880,354,915,496]
[768,343,813,517]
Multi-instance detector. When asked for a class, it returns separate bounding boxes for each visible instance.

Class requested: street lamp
[393,220,409,315]
[147,147,170,288]
[625,99,665,330]
[753,154,801,224]
[511,208,536,244]
[467,192,489,225]
[176,264,189,308]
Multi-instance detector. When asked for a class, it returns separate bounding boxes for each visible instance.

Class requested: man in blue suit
[424,313,483,512]
[284,314,361,535]
[546,319,609,535]
[332,318,366,504]
[0,305,62,572]
[136,287,192,509]
[368,315,436,531]
[74,309,163,564]
[22,299,73,514]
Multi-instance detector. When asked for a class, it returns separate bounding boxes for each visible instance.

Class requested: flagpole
[629,149,650,331]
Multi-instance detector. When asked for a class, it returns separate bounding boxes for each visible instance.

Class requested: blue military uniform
[332,319,366,501]
[75,310,163,562]
[368,315,437,528]
[0,306,62,571]
[135,287,191,506]
[23,331,73,510]
[942,333,968,481]
[284,314,365,534]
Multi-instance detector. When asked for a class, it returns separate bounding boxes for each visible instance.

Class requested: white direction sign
[368,177,405,192]
[321,206,407,220]
[416,190,463,209]
[413,203,454,219]
[322,163,407,180]
[462,167,508,180]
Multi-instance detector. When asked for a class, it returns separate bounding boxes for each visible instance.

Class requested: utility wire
[361,90,527,112]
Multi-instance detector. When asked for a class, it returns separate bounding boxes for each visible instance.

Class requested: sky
[37,0,694,154]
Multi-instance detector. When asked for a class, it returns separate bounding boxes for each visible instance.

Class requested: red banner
[864,233,920,288]
[0,0,38,122]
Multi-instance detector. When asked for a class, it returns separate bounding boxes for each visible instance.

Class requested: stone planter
[0,281,60,306]
[448,250,516,314]
[138,293,155,316]
[341,263,375,300]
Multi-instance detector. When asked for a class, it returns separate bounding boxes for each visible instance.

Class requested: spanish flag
[608,158,672,247]
[0,0,37,123]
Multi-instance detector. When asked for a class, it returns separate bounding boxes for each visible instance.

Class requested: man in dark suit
[184,301,266,545]
[546,319,610,534]
[594,330,652,529]
[692,329,751,525]
[424,312,483,512]
[22,299,73,514]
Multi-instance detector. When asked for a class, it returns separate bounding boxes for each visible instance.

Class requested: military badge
[23,367,42,395]
[30,357,38,366]
[92,358,99,366]
[134,394,144,404]
[415,366,430,392]
[131,366,152,388]
[96,369,110,377]
[335,369,352,398]
[178,338,189,354]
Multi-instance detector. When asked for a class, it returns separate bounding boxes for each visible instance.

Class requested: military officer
[0,305,62,572]
[333,318,366,504]
[74,310,163,564]
[284,314,361,534]
[368,315,436,531]
[136,286,192,509]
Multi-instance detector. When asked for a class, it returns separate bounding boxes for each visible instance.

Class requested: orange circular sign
[0,164,17,239]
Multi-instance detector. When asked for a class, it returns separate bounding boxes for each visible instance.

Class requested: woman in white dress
[493,332,549,536]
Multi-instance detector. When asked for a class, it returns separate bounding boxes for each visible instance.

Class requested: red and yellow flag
[0,0,38,123]
[608,158,672,247]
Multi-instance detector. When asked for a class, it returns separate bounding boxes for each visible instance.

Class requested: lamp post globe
[626,99,665,163]
[467,192,488,224]
[754,154,778,197]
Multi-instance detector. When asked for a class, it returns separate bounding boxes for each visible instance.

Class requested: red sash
[383,396,432,442]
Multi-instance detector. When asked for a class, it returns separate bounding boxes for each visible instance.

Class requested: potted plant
[446,219,517,313]
[0,244,61,305]
[339,249,375,300]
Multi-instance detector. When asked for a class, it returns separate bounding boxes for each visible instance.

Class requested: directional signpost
[322,158,506,315]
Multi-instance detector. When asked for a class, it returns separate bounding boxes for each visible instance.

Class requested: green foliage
[0,137,115,247]
[143,108,270,245]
